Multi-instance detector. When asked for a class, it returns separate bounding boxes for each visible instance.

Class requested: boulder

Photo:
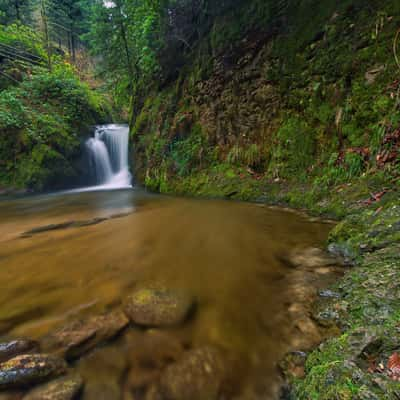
[78,345,128,400]
[0,340,39,363]
[42,310,129,360]
[159,346,226,400]
[124,287,194,327]
[0,354,66,389]
[23,374,83,400]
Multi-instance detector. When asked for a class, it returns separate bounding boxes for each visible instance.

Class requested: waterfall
[86,124,132,189]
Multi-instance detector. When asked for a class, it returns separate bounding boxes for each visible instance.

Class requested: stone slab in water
[159,346,226,400]
[124,287,194,327]
[22,374,83,400]
[42,310,129,360]
[0,340,39,363]
[0,354,67,390]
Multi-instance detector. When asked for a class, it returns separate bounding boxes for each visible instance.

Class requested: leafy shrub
[0,65,109,189]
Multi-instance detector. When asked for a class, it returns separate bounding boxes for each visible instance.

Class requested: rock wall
[131,0,400,203]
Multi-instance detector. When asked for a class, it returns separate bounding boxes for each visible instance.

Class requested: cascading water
[86,124,132,189]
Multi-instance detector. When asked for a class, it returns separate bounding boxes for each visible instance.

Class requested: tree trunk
[15,0,20,21]
[40,0,52,71]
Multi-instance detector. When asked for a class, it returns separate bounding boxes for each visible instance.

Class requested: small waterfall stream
[86,124,132,189]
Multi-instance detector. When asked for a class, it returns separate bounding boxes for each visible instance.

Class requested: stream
[0,125,343,399]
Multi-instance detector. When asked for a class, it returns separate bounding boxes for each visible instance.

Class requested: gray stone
[0,340,39,363]
[0,354,66,389]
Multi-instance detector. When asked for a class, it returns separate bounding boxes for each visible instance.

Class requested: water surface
[0,189,337,398]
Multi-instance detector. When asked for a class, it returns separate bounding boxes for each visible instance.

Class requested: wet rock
[279,351,307,380]
[79,345,128,400]
[21,213,133,238]
[0,354,67,389]
[124,329,185,369]
[43,310,129,360]
[327,243,357,265]
[159,346,226,400]
[0,340,39,363]
[145,385,163,400]
[0,392,23,400]
[312,308,340,328]
[124,287,194,327]
[23,374,83,400]
[346,327,382,361]
[83,382,121,400]
[282,247,341,270]
[292,317,322,350]
[318,290,340,299]
[126,368,160,392]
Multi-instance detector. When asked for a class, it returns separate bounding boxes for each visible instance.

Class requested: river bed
[0,188,341,399]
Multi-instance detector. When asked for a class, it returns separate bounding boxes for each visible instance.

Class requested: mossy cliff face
[131,0,400,212]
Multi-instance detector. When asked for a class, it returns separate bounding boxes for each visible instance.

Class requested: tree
[84,0,162,107]
[0,0,35,24]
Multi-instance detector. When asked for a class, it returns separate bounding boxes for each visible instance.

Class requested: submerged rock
[159,346,226,400]
[279,351,307,380]
[124,287,194,327]
[0,354,66,389]
[42,310,129,360]
[79,346,129,400]
[283,247,341,269]
[0,340,39,363]
[23,374,83,400]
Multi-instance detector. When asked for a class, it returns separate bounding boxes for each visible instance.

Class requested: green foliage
[227,143,264,169]
[0,23,46,59]
[269,117,315,178]
[0,63,108,189]
[170,131,205,176]
[0,0,33,24]
[84,0,162,106]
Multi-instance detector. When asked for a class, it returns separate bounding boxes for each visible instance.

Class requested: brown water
[0,188,337,399]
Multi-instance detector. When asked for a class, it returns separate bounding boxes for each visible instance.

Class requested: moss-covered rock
[124,287,194,327]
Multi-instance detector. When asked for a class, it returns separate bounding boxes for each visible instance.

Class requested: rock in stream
[0,340,39,363]
[124,287,194,327]
[22,374,83,400]
[159,346,226,400]
[42,310,129,360]
[0,354,66,390]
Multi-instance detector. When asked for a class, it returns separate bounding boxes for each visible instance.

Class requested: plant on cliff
[0,23,109,190]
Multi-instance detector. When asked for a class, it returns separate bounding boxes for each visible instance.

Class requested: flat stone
[0,340,39,363]
[124,287,194,327]
[23,374,83,400]
[159,346,226,400]
[0,354,67,389]
[42,310,129,360]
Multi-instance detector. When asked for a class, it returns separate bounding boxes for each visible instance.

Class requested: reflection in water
[0,189,337,398]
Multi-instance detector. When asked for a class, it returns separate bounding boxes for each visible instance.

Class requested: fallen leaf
[387,352,400,381]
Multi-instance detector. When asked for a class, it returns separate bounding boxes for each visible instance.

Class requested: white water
[82,124,132,191]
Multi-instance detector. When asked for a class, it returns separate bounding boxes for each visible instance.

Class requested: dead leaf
[387,352,400,381]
